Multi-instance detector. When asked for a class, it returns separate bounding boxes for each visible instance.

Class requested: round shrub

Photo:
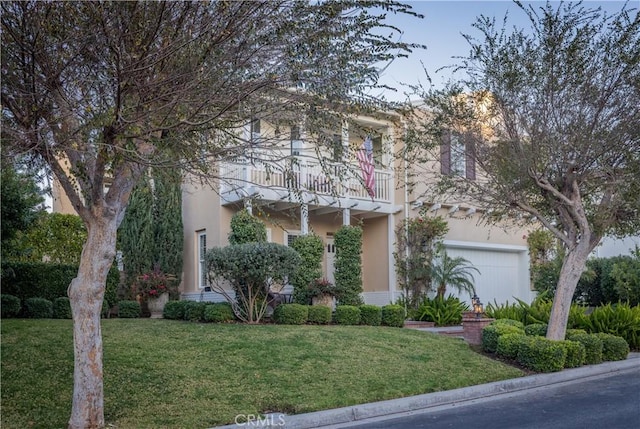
[567,333,603,365]
[273,304,309,325]
[491,318,525,330]
[496,333,527,359]
[307,305,332,325]
[516,336,567,372]
[118,300,141,318]
[204,303,235,323]
[381,304,405,328]
[53,297,72,319]
[1,294,21,318]
[565,328,587,338]
[335,305,361,325]
[595,333,629,361]
[359,305,382,326]
[524,323,548,337]
[482,324,525,353]
[163,300,189,320]
[560,340,586,368]
[24,297,53,318]
[184,301,207,322]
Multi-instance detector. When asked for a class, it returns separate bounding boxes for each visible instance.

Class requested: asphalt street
[333,368,640,429]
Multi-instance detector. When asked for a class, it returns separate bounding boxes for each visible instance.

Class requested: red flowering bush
[134,268,177,300]
[307,278,336,298]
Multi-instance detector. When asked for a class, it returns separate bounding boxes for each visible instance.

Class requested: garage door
[444,243,534,307]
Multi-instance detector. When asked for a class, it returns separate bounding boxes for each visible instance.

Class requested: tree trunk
[546,242,591,341]
[68,215,118,429]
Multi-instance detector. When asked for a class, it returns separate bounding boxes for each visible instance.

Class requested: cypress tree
[152,168,184,285]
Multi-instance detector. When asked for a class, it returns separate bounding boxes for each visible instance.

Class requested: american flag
[356,136,375,199]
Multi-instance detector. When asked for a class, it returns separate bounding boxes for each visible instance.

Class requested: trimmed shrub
[482,324,525,353]
[335,305,361,325]
[163,300,189,320]
[290,234,324,304]
[307,306,332,325]
[491,318,525,330]
[560,340,586,368]
[595,333,630,361]
[524,323,548,337]
[517,336,567,372]
[184,301,207,322]
[567,333,603,365]
[24,297,53,318]
[53,297,72,319]
[1,294,21,318]
[203,303,235,323]
[496,333,527,359]
[334,226,364,306]
[118,300,141,318]
[381,304,405,328]
[565,329,588,338]
[359,305,382,326]
[273,304,308,325]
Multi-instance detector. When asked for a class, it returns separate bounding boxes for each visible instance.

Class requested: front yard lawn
[1,319,524,428]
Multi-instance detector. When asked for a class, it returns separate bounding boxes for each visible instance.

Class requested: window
[331,134,343,161]
[290,125,302,156]
[197,231,207,289]
[441,131,476,180]
[284,231,301,247]
[250,118,261,143]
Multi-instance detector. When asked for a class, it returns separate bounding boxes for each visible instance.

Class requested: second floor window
[250,118,261,144]
[441,131,476,180]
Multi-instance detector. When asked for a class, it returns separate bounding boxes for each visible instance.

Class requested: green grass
[1,319,524,428]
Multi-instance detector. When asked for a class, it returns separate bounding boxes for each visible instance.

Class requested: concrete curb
[212,355,639,429]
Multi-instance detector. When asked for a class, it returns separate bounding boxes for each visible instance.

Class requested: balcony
[219,159,398,215]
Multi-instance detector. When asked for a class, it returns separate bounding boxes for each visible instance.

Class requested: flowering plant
[307,278,336,298]
[134,268,177,300]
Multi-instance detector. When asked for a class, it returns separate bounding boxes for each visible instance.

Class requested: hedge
[184,301,207,322]
[273,304,308,325]
[517,336,567,372]
[203,303,235,323]
[163,300,189,320]
[560,340,586,368]
[524,323,548,337]
[359,305,382,326]
[496,333,527,359]
[118,301,141,318]
[566,333,603,365]
[1,261,120,308]
[1,294,21,318]
[594,333,629,361]
[381,304,405,328]
[307,306,332,324]
[482,324,525,353]
[334,305,361,325]
[53,297,72,319]
[24,297,53,318]
[490,318,525,330]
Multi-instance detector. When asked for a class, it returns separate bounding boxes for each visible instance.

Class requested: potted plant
[133,268,177,318]
[308,278,336,308]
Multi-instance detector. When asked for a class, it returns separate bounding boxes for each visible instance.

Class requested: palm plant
[431,251,480,299]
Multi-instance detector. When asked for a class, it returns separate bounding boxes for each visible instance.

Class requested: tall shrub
[152,168,184,294]
[118,175,154,293]
[334,225,363,305]
[228,209,267,245]
[290,234,324,303]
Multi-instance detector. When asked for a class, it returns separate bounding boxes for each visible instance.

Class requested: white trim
[197,230,207,289]
[443,240,528,253]
[387,214,396,303]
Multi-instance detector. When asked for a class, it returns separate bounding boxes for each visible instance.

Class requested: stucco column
[301,204,309,235]
[387,214,396,303]
[342,208,350,226]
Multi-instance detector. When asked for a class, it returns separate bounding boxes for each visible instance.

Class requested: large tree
[408,1,640,340]
[1,1,422,427]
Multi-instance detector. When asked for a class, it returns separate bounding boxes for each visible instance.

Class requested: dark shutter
[440,131,451,175]
[465,134,476,180]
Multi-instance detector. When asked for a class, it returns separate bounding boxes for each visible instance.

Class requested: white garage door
[444,242,534,307]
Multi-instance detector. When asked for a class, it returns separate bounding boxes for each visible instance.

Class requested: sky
[374,0,633,101]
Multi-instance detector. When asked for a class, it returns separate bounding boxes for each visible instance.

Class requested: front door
[326,236,336,284]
